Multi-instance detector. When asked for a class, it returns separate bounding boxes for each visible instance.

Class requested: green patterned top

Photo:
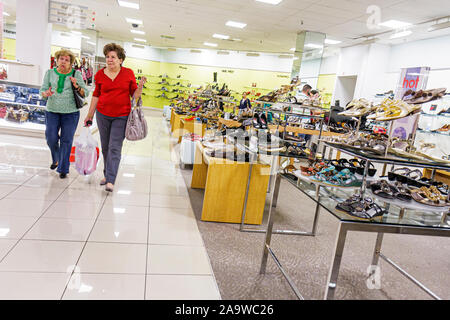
[40,68,90,114]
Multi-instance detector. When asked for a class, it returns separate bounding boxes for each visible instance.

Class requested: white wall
[336,45,368,77]
[320,55,339,75]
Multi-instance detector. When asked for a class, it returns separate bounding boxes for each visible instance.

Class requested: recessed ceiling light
[213,34,230,40]
[226,21,247,29]
[293,57,299,60]
[290,47,295,51]
[204,42,218,47]
[125,17,143,24]
[255,0,283,4]
[132,44,145,49]
[232,38,242,42]
[117,0,139,9]
[390,30,412,39]
[3,12,10,16]
[305,43,323,49]
[113,208,126,214]
[87,41,96,46]
[324,39,341,45]
[134,38,147,42]
[71,31,82,35]
[81,35,90,39]
[379,20,411,29]
[131,30,145,35]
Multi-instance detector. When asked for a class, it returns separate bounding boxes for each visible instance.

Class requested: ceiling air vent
[161,35,175,40]
[246,53,259,57]
[217,51,230,55]
[190,49,202,53]
[278,55,292,59]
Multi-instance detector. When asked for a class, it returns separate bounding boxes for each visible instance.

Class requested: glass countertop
[281,173,450,230]
[325,142,450,171]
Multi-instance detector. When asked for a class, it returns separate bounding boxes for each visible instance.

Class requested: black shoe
[259,113,268,129]
[50,162,58,170]
[252,115,261,129]
[59,173,67,179]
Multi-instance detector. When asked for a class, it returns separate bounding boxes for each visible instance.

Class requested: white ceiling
[4,0,450,53]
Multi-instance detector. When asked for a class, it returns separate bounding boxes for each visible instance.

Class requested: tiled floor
[0,111,221,300]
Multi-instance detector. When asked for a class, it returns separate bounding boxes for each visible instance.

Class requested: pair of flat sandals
[386,168,448,194]
[410,186,449,207]
[312,166,361,188]
[370,180,412,201]
[328,159,376,177]
[336,195,386,220]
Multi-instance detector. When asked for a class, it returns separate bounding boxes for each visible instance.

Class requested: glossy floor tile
[0,240,84,272]
[0,272,71,300]
[146,275,220,300]
[62,273,145,300]
[76,242,147,274]
[23,218,95,241]
[147,245,212,275]
[0,113,220,300]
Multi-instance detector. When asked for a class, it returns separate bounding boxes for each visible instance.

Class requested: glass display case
[0,80,46,136]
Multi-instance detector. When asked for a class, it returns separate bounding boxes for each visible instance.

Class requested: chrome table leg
[324,223,348,300]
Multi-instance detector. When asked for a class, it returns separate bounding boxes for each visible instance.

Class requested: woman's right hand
[84,114,93,127]
[42,86,54,98]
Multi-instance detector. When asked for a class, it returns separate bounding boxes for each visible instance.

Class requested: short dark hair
[103,43,126,61]
[310,90,318,95]
[302,84,312,91]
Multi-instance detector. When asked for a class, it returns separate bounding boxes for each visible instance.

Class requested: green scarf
[54,68,73,93]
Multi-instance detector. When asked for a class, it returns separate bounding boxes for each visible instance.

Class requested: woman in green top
[40,49,89,179]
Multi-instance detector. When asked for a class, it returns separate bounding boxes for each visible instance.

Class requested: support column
[16,0,52,83]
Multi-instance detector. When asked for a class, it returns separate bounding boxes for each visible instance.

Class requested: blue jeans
[45,111,80,174]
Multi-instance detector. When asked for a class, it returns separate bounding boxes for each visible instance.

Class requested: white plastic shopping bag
[74,127,99,176]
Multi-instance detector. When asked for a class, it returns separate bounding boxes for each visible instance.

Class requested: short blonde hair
[55,49,76,65]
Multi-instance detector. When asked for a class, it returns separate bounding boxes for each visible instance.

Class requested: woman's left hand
[138,76,147,89]
[69,77,78,89]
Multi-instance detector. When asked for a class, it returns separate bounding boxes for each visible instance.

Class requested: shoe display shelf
[190,140,270,225]
[253,99,450,299]
[0,80,46,137]
[260,166,449,299]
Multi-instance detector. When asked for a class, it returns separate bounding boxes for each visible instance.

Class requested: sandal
[387,167,410,184]
[370,180,395,199]
[410,186,449,207]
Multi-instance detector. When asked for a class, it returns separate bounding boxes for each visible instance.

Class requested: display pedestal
[191,141,269,225]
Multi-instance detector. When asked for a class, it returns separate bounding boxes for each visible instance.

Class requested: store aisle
[0,109,221,300]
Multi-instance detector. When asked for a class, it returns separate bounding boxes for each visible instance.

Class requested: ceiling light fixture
[324,39,342,45]
[255,0,283,4]
[379,20,411,29]
[226,21,247,29]
[232,38,242,42]
[213,34,230,40]
[125,17,143,24]
[87,41,96,46]
[131,30,145,35]
[390,30,412,39]
[117,0,140,9]
[3,12,10,16]
[305,43,323,49]
[81,35,90,39]
[134,38,147,42]
[428,19,450,32]
[132,44,145,48]
[290,48,295,51]
[71,31,82,35]
[204,42,218,47]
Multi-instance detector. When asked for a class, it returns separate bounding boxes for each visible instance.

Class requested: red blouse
[93,67,138,117]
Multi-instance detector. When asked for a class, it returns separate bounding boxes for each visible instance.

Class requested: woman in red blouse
[84,43,146,192]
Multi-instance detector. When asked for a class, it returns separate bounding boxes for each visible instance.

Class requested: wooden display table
[191,141,270,225]
[423,169,450,185]
[178,119,206,143]
[171,111,189,140]
[218,118,242,129]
